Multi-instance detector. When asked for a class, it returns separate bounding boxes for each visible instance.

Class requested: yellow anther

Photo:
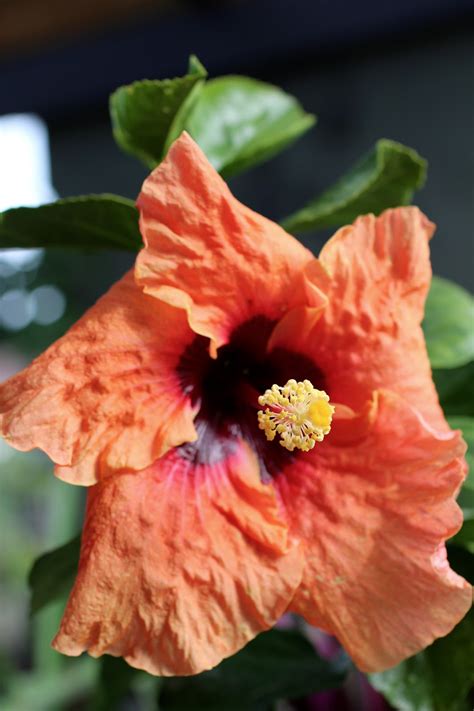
[257,379,335,452]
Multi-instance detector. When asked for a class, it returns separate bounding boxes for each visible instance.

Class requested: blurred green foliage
[0,58,472,711]
[424,277,474,369]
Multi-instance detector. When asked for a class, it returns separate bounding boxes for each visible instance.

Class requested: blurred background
[0,0,473,708]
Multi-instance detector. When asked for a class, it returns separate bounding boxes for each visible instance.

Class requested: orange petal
[53,444,304,675]
[301,207,446,429]
[267,260,330,353]
[136,132,314,356]
[276,390,472,672]
[0,271,198,485]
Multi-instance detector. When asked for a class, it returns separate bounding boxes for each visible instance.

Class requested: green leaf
[433,362,474,417]
[451,518,474,553]
[423,277,474,369]
[281,139,426,233]
[449,414,474,550]
[452,488,474,553]
[91,656,155,711]
[185,76,316,178]
[448,416,474,489]
[370,548,474,711]
[160,629,350,710]
[448,543,474,582]
[28,534,81,614]
[0,195,141,251]
[370,610,474,711]
[110,56,207,167]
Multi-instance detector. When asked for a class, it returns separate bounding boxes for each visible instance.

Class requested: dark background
[1,0,473,299]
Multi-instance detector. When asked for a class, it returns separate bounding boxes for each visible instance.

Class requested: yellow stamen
[257,379,335,452]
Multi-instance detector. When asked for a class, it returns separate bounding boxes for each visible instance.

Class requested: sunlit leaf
[160,629,350,710]
[29,535,80,614]
[423,277,474,369]
[0,195,141,251]
[110,55,207,167]
[281,139,426,233]
[185,76,315,178]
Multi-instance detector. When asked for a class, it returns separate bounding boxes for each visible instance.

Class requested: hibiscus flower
[0,133,471,677]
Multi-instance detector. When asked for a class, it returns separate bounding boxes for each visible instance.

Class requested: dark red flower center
[177,316,326,478]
